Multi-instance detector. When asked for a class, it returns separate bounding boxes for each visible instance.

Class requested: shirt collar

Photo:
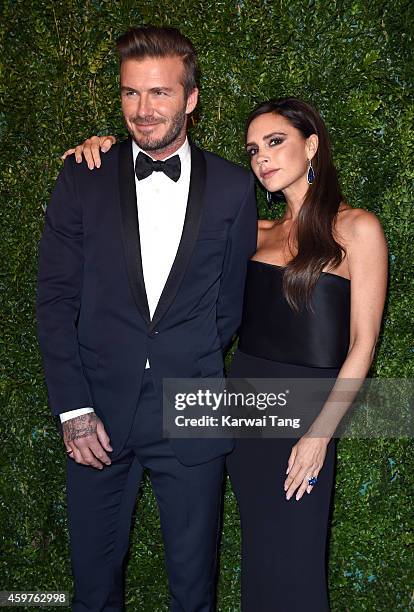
[132,137,190,169]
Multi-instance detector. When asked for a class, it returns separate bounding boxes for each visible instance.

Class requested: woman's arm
[61,135,117,170]
[284,209,388,501]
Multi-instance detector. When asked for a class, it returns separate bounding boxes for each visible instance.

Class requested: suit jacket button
[148,330,159,338]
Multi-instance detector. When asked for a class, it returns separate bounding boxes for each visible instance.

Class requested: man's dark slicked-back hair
[116,26,199,98]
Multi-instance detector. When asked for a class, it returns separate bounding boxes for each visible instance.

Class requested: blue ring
[308,476,318,486]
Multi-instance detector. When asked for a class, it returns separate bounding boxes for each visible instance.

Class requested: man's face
[120,56,198,157]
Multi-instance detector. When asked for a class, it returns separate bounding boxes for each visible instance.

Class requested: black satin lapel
[118,138,150,325]
[150,142,206,331]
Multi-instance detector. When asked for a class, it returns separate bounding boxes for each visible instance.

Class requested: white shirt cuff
[59,407,95,423]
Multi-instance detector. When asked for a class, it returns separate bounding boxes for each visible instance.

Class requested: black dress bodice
[238,260,350,369]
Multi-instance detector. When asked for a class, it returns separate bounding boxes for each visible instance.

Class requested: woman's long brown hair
[246,97,345,311]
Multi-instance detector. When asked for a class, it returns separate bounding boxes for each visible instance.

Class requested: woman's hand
[61,135,117,170]
[284,436,329,501]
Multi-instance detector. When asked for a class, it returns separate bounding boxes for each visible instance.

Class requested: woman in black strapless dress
[226,98,388,611]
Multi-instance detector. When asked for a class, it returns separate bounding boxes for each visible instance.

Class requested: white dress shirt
[60,138,191,423]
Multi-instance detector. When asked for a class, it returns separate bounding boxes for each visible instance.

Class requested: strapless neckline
[238,257,351,368]
[249,259,350,284]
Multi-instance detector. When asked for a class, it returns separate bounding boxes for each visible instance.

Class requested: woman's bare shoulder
[336,204,385,245]
[258,219,276,230]
[338,204,382,228]
[256,219,276,250]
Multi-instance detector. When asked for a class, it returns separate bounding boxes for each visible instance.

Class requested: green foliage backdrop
[1,1,413,610]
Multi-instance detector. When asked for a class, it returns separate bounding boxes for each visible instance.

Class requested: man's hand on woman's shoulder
[61,135,117,170]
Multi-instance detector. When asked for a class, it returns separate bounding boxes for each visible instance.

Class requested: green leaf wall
[1,1,413,610]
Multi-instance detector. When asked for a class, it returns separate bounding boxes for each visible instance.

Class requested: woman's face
[246,112,317,195]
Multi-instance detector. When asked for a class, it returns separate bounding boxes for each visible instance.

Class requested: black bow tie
[135,151,181,182]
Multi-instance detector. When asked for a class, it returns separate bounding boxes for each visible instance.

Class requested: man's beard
[128,108,187,154]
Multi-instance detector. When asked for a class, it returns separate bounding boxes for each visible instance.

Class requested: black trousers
[66,370,224,612]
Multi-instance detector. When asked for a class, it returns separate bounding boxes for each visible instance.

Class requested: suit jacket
[36,138,257,465]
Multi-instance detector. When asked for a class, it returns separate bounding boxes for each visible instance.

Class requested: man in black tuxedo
[37,26,257,612]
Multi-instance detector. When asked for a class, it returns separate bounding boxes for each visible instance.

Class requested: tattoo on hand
[63,413,98,442]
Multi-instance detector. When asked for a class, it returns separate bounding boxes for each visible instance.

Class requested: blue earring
[307,159,315,184]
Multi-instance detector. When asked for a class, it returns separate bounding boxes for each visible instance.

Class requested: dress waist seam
[236,348,343,371]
